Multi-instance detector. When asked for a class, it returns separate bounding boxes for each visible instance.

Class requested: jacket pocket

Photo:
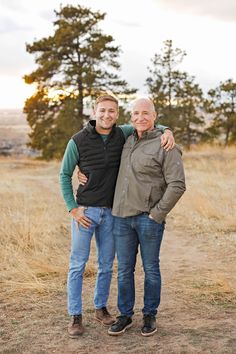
[149,186,163,208]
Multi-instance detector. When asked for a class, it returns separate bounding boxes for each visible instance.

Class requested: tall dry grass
[0,158,96,297]
[0,159,69,295]
[171,145,236,236]
[0,145,235,295]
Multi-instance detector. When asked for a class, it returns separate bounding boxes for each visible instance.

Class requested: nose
[104,110,110,118]
[134,114,145,121]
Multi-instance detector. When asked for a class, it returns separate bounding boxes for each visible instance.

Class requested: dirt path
[1,222,236,354]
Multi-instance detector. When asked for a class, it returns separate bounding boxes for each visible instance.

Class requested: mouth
[136,123,147,127]
[100,118,113,124]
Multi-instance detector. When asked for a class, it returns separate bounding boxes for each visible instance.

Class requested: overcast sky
[0,0,236,108]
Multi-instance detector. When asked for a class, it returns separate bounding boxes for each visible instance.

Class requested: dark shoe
[141,314,157,337]
[68,315,85,338]
[108,315,132,336]
[95,307,115,326]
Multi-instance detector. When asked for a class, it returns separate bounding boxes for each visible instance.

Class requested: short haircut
[131,97,155,113]
[94,95,119,109]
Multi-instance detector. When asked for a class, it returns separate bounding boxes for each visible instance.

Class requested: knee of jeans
[143,263,160,276]
[98,265,113,274]
[118,263,135,277]
[98,260,114,273]
[70,253,88,270]
[69,261,86,278]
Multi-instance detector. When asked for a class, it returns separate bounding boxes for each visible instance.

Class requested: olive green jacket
[112,128,186,223]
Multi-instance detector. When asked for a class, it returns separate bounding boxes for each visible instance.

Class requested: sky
[0,0,236,109]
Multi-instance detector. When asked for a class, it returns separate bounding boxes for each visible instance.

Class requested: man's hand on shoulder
[161,129,175,151]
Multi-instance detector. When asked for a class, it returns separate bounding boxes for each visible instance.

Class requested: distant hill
[0,109,27,125]
[0,109,36,156]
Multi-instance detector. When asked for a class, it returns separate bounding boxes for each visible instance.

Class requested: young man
[60,95,174,337]
[108,98,186,337]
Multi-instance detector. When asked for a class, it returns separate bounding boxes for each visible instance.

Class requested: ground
[1,222,235,354]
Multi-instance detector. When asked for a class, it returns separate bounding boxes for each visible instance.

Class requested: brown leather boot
[95,307,115,326]
[68,315,85,337]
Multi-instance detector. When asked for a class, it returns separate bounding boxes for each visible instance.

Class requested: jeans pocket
[149,215,165,228]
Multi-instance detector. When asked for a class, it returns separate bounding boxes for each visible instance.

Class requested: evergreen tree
[205,79,236,145]
[146,39,186,128]
[175,73,205,149]
[24,4,136,159]
[146,40,205,147]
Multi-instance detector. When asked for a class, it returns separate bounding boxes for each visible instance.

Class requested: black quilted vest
[72,120,125,207]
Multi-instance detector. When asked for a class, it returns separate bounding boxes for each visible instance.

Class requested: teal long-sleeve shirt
[60,124,167,212]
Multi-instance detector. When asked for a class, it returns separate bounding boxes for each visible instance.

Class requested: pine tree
[175,73,205,149]
[205,79,236,145]
[146,39,186,129]
[146,40,205,147]
[24,4,136,159]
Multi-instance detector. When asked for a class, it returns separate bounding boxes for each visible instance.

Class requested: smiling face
[131,98,157,137]
[93,99,119,134]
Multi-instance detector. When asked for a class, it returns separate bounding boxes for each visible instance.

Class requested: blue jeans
[67,207,115,315]
[113,213,165,317]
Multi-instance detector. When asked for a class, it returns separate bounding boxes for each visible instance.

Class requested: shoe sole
[94,316,115,327]
[141,328,157,337]
[68,333,84,338]
[108,323,133,336]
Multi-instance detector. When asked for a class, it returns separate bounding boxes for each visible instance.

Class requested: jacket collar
[85,120,117,137]
[133,127,162,140]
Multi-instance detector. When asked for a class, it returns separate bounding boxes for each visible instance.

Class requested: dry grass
[190,277,236,308]
[171,144,236,235]
[172,274,236,309]
[0,157,96,297]
[0,145,236,296]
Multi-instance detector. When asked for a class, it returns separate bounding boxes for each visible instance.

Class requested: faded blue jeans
[67,207,115,315]
[113,213,165,317]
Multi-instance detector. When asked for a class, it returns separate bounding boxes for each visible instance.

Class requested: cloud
[0,16,32,34]
[157,0,236,22]
[0,0,26,12]
[112,19,142,28]
[39,9,56,22]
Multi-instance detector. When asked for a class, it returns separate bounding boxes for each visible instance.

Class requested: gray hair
[130,97,155,113]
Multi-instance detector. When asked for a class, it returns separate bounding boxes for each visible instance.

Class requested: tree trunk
[78,79,83,119]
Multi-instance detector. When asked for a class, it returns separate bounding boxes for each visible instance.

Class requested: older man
[108,98,186,337]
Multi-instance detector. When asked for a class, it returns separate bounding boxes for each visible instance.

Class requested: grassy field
[0,145,236,353]
[1,145,236,295]
[175,145,236,234]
